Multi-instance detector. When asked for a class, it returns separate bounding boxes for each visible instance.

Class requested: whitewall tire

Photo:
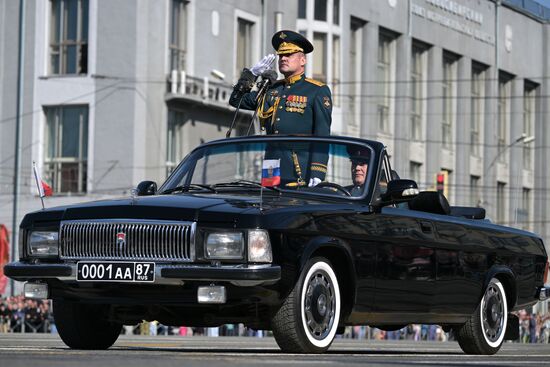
[272,257,341,353]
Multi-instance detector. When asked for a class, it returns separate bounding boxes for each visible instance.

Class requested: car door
[373,208,438,314]
[372,153,438,314]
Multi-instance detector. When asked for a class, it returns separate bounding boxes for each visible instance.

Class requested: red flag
[42,180,53,196]
[0,224,9,295]
[33,162,53,197]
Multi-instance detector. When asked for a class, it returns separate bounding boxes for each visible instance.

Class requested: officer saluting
[229,30,332,187]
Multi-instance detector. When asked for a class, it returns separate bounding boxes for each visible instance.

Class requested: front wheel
[53,299,122,349]
[455,278,508,355]
[271,257,341,353]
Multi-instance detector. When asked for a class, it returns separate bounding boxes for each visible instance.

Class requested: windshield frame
[158,135,384,202]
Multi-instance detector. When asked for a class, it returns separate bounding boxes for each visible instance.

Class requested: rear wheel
[271,257,341,353]
[53,299,122,350]
[455,278,508,355]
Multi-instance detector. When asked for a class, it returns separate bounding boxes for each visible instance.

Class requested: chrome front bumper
[5,261,281,287]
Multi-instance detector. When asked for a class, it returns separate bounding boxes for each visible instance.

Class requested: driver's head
[348,146,370,187]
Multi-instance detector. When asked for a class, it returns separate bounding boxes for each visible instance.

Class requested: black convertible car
[6,135,548,355]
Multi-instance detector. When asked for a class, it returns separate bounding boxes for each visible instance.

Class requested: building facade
[1,0,549,300]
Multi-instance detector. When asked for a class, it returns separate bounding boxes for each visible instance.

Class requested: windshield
[160,139,375,198]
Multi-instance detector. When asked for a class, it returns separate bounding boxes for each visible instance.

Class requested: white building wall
[1,0,550,299]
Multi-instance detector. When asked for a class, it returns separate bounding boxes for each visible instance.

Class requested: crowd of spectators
[2,295,550,343]
[0,296,54,333]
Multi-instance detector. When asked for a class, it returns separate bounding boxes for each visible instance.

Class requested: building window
[498,73,513,163]
[44,105,88,193]
[410,44,425,141]
[49,0,89,75]
[349,17,365,128]
[166,109,187,176]
[314,0,327,21]
[497,182,506,224]
[442,54,457,149]
[520,188,531,231]
[410,161,422,187]
[523,83,536,170]
[333,0,340,24]
[470,175,481,207]
[169,0,187,72]
[470,65,485,157]
[312,32,327,82]
[377,32,392,133]
[298,0,307,18]
[236,18,254,79]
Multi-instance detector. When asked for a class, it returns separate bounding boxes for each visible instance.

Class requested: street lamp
[484,133,535,225]
[486,133,535,172]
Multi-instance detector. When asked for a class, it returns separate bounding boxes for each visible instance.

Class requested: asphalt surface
[0,333,549,366]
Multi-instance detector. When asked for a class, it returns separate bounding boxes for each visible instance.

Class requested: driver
[346,147,370,196]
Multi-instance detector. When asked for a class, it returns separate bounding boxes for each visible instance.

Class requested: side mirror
[136,181,157,196]
[381,179,419,203]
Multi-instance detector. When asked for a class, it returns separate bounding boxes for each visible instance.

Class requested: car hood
[21,192,356,228]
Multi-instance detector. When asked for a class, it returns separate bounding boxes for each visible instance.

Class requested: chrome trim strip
[40,263,278,286]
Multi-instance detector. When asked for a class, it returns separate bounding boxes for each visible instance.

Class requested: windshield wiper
[213,180,281,192]
[161,184,217,194]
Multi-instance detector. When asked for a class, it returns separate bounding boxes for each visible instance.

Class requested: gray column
[508,78,524,224]
[393,34,411,176]
[425,46,442,187]
[361,22,378,139]
[455,56,471,206]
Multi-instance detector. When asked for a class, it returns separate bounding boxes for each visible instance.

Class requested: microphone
[258,70,278,89]
[261,70,278,84]
[255,70,278,102]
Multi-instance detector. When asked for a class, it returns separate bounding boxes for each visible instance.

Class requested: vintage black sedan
[6,135,549,355]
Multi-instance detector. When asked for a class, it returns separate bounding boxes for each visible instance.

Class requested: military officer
[346,146,371,196]
[229,30,332,188]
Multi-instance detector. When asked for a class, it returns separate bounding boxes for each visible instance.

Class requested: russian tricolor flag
[261,159,281,187]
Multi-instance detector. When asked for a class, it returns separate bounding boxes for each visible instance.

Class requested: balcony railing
[167,71,232,107]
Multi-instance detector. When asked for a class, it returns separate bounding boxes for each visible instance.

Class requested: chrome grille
[60,220,195,261]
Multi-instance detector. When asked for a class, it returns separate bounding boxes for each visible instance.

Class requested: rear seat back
[449,206,486,219]
[408,191,450,215]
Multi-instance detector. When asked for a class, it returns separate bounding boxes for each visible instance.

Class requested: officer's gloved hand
[250,54,276,76]
[308,178,322,187]
[234,68,256,93]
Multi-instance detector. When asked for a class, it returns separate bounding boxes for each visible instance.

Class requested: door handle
[420,221,432,233]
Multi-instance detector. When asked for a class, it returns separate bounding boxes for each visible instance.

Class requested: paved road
[0,333,549,366]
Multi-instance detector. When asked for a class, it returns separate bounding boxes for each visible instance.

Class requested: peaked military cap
[347,145,371,163]
[272,30,314,55]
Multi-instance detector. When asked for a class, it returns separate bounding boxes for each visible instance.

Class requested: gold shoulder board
[305,78,325,87]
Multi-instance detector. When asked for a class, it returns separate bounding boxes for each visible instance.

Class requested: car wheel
[271,257,341,353]
[53,299,122,350]
[455,278,508,355]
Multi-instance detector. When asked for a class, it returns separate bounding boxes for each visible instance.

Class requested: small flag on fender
[261,159,281,187]
[32,162,53,198]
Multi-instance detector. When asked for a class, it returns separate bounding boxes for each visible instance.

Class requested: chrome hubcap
[482,284,504,342]
[304,271,335,340]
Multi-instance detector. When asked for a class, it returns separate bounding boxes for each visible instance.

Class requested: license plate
[77,262,155,282]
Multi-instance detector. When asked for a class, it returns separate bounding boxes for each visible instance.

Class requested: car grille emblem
[116,232,126,248]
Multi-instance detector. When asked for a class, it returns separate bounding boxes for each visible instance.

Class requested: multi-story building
[1,0,550,302]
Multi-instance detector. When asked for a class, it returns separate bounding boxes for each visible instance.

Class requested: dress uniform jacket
[229,73,332,186]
